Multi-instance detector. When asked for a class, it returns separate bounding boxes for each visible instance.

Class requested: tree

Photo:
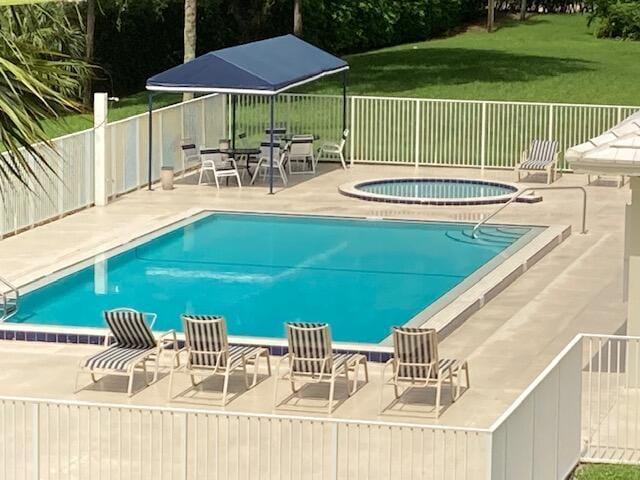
[519,0,527,20]
[293,0,302,36]
[487,0,495,31]
[183,0,196,101]
[83,0,97,108]
[0,3,90,188]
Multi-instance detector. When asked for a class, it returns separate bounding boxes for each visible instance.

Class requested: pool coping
[339,177,543,205]
[2,207,569,356]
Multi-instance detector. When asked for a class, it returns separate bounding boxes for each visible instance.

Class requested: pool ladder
[0,276,18,322]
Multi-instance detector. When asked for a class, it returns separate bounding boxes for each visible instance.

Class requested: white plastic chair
[317,129,349,169]
[198,148,242,189]
[250,142,288,186]
[287,135,316,174]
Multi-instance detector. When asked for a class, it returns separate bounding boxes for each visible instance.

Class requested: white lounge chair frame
[168,314,271,405]
[317,129,349,169]
[379,327,469,418]
[515,139,559,184]
[198,148,242,189]
[251,142,288,186]
[76,308,178,396]
[274,322,368,414]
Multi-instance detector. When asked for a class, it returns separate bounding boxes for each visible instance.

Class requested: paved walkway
[0,165,629,428]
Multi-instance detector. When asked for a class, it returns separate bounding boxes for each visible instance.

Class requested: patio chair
[198,147,242,189]
[251,142,288,186]
[286,134,316,174]
[75,308,178,396]
[515,139,559,184]
[168,314,271,405]
[379,327,469,418]
[274,322,368,414]
[181,138,201,164]
[316,129,349,169]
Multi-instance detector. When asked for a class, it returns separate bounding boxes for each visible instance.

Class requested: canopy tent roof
[566,110,640,176]
[146,34,348,95]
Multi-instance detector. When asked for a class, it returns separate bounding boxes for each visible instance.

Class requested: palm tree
[293,0,302,36]
[0,3,89,189]
[183,0,196,101]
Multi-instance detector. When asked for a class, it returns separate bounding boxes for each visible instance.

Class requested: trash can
[160,166,174,190]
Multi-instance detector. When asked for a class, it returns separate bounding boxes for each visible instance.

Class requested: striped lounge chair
[167,315,271,405]
[515,139,559,184]
[75,308,178,396]
[379,327,469,418]
[274,322,368,414]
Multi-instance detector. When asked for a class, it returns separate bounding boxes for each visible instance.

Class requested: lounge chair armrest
[381,358,396,381]
[157,330,178,350]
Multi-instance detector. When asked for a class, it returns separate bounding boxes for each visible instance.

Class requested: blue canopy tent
[146,35,349,194]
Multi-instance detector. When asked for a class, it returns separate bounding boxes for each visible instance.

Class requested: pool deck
[0,165,629,429]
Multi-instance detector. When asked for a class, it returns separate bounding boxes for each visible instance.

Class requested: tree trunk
[519,0,527,20]
[487,0,495,32]
[83,0,96,110]
[293,0,302,37]
[183,0,196,101]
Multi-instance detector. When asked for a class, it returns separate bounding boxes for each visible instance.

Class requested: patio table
[201,147,261,177]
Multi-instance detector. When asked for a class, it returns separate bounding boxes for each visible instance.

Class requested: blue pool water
[14,213,533,343]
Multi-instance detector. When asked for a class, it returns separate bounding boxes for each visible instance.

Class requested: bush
[598,1,640,39]
[589,0,640,40]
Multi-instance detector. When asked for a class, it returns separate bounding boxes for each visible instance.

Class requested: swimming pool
[13,212,540,343]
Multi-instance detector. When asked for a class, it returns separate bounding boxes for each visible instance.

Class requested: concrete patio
[0,164,630,429]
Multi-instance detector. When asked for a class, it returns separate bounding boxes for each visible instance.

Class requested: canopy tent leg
[269,95,274,195]
[231,94,237,149]
[147,92,154,190]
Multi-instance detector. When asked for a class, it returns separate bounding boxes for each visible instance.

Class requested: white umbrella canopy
[566,110,640,176]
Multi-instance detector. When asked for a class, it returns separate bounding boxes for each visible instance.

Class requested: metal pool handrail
[471,186,588,239]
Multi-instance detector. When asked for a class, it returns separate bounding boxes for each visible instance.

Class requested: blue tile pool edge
[0,324,394,363]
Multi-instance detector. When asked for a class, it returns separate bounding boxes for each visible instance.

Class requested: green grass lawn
[45,14,640,139]
[308,14,640,105]
[572,464,640,479]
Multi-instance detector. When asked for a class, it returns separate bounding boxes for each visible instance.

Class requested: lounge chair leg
[90,373,97,383]
[435,381,442,418]
[168,368,176,400]
[127,370,136,397]
[339,152,346,169]
[222,371,230,406]
[190,374,198,387]
[328,376,336,414]
[198,168,204,185]
[242,360,250,389]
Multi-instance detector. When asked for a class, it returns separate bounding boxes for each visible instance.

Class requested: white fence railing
[106,94,226,197]
[234,95,639,171]
[0,396,491,480]
[0,129,94,238]
[1,333,640,478]
[490,335,584,479]
[1,94,637,238]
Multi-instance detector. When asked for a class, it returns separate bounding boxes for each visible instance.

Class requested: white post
[349,96,355,167]
[627,177,640,335]
[481,102,487,176]
[93,92,108,206]
[414,100,420,168]
[627,177,640,384]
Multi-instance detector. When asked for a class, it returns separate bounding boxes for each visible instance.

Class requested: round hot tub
[339,178,535,206]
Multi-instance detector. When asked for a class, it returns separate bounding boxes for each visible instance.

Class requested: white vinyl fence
[106,94,226,197]
[0,397,491,480]
[0,333,639,478]
[234,94,639,171]
[0,129,94,237]
[1,93,637,237]
[0,94,227,238]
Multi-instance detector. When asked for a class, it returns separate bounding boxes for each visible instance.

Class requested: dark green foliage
[589,0,640,40]
[89,0,483,96]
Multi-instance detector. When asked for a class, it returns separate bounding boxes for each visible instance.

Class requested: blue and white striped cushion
[521,140,558,170]
[105,310,156,349]
[83,346,151,371]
